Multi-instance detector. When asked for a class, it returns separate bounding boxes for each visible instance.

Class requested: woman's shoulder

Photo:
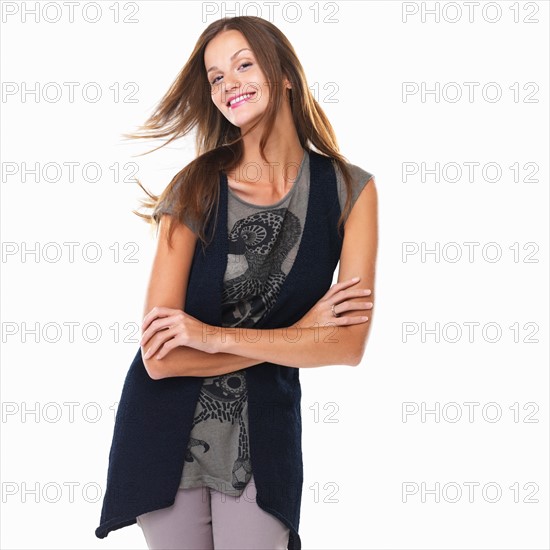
[151,170,199,233]
[329,157,375,215]
[331,157,374,186]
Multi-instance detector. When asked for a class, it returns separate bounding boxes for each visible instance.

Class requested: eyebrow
[206,48,252,74]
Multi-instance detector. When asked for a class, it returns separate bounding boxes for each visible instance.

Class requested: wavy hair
[126,15,356,252]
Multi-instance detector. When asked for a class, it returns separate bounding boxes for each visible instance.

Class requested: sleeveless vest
[95,149,344,549]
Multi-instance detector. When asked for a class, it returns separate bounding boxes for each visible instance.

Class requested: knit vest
[95,149,344,549]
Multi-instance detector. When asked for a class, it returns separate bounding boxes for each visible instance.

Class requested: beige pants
[136,474,290,549]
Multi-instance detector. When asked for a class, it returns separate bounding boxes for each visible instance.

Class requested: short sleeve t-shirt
[152,149,373,495]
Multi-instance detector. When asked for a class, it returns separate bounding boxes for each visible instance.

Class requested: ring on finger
[331,303,339,318]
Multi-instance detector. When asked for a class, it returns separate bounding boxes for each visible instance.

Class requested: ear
[283,75,292,90]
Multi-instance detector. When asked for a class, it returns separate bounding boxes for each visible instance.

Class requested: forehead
[204,29,252,64]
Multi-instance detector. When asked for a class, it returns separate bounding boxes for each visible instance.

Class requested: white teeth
[229,93,253,106]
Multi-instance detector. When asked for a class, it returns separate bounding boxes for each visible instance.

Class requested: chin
[226,112,265,130]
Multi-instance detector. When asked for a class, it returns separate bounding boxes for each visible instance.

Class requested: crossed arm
[144,321,360,379]
[143,178,377,379]
[142,324,354,379]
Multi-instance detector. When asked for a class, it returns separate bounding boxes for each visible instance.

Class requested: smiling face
[204,29,271,131]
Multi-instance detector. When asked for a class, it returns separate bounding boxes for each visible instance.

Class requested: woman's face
[204,29,271,131]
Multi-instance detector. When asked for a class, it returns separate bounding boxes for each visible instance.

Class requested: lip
[226,91,256,108]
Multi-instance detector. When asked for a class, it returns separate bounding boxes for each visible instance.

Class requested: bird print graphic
[222,207,302,327]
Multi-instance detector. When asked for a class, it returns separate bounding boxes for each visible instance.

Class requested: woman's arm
[144,344,261,379]
[209,177,378,369]
[142,214,261,379]
[152,177,378,375]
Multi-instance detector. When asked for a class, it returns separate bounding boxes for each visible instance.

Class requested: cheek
[211,89,223,108]
[243,77,268,104]
[251,74,268,94]
[256,85,270,105]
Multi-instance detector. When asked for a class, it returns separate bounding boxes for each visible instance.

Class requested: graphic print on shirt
[222,207,301,327]
[185,371,250,489]
[184,206,302,492]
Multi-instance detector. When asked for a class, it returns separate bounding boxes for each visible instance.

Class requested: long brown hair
[126,15,356,252]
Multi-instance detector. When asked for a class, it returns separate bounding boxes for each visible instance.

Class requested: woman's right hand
[291,277,373,329]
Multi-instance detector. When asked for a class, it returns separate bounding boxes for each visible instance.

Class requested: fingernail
[352,276,360,281]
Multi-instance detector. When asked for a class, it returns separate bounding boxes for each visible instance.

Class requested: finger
[141,306,173,333]
[143,332,166,359]
[338,288,372,301]
[143,327,175,359]
[338,315,369,324]
[340,300,374,314]
[321,317,365,328]
[142,308,161,333]
[153,341,169,360]
[330,299,369,317]
[141,325,174,350]
[140,313,178,345]
[326,277,361,299]
[348,288,372,297]
[155,327,183,359]
[141,324,171,354]
[143,340,159,359]
[145,341,167,361]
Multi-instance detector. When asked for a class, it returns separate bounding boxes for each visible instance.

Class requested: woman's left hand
[140,306,218,360]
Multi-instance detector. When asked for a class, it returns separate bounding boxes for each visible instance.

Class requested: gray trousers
[136,474,291,549]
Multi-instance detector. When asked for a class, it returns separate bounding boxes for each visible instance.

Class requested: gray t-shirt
[152,149,373,495]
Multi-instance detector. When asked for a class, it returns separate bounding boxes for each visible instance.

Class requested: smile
[227,92,255,109]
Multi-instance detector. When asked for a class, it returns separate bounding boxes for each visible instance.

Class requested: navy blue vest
[95,149,343,549]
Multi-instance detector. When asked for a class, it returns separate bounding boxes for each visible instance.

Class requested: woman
[95,15,378,550]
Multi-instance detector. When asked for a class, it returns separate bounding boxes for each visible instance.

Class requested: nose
[222,77,241,103]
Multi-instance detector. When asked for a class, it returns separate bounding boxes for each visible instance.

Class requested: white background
[1,1,548,549]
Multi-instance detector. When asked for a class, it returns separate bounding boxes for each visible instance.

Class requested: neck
[233,99,305,188]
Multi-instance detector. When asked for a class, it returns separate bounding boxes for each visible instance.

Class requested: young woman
[95,15,378,550]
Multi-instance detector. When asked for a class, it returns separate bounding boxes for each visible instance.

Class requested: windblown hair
[126,15,356,252]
